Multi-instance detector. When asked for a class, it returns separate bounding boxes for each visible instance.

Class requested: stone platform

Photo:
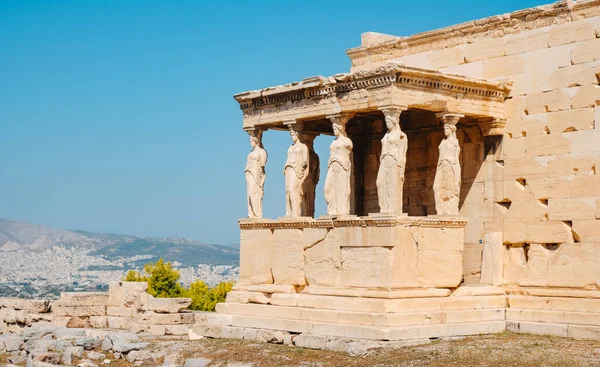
[189,286,600,351]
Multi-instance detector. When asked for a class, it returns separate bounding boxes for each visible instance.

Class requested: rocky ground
[2,327,600,367]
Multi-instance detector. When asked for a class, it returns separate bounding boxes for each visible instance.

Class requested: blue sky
[0,0,548,245]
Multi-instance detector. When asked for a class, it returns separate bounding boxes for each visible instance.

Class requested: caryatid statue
[376,107,408,214]
[433,113,463,216]
[284,126,309,217]
[245,129,267,218]
[301,133,319,217]
[324,114,353,216]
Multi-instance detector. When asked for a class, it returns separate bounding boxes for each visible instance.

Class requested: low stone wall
[0,281,194,337]
[0,298,52,334]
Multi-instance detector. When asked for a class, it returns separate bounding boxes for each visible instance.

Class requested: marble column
[244,128,267,218]
[433,113,464,216]
[324,113,353,216]
[376,106,408,215]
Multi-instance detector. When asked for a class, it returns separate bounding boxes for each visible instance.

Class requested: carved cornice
[345,0,598,66]
[233,63,512,112]
[238,216,468,230]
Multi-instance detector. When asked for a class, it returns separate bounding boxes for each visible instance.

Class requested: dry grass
[180,332,600,367]
[2,332,600,366]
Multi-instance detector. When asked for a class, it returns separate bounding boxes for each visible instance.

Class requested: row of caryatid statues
[244,109,463,219]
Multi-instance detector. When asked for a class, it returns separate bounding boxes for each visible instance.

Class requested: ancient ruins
[2,0,600,360]
[193,0,600,345]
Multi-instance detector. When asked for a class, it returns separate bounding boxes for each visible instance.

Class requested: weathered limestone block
[189,324,244,340]
[569,175,600,198]
[106,307,137,318]
[549,198,596,221]
[524,221,572,244]
[571,38,600,64]
[146,296,191,313]
[52,306,106,317]
[89,316,108,329]
[107,316,132,330]
[341,247,392,288]
[54,292,109,307]
[526,177,570,199]
[426,47,464,69]
[234,283,297,294]
[523,90,571,115]
[25,313,54,326]
[418,250,462,288]
[418,227,464,251]
[149,325,166,335]
[440,61,484,79]
[463,37,505,63]
[546,243,596,288]
[571,84,600,108]
[304,228,341,287]
[503,157,547,180]
[567,129,600,154]
[504,29,548,56]
[503,244,550,287]
[165,324,189,336]
[549,64,598,89]
[121,282,149,310]
[0,299,50,313]
[483,54,525,78]
[135,311,194,325]
[480,232,503,286]
[390,230,418,288]
[239,229,273,284]
[546,154,597,177]
[548,19,597,47]
[547,108,595,133]
[107,281,123,307]
[573,220,600,242]
[525,134,571,157]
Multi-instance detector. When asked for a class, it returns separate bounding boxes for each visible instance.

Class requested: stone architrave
[284,126,309,217]
[433,113,464,216]
[376,107,408,214]
[301,133,320,218]
[244,129,267,218]
[324,114,353,216]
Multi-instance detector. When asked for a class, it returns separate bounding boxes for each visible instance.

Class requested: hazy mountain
[0,218,240,298]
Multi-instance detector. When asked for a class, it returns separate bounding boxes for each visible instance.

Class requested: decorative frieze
[238,216,468,230]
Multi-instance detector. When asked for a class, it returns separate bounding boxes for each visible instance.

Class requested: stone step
[216,302,505,327]
[264,293,507,313]
[506,321,600,340]
[507,308,600,327]
[508,295,600,313]
[191,316,506,341]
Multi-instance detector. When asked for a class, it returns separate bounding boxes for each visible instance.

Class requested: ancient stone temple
[191,0,600,346]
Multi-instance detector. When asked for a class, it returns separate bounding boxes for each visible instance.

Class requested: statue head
[385,114,399,131]
[248,130,262,149]
[443,123,457,137]
[290,129,299,144]
[332,122,346,137]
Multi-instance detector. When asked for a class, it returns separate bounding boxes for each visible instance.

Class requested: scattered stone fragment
[184,358,212,367]
[87,350,106,360]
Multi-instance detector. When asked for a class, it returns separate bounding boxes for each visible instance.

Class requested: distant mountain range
[0,218,239,267]
[0,218,240,298]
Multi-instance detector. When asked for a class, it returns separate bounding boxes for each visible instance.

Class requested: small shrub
[188,280,234,312]
[123,258,234,311]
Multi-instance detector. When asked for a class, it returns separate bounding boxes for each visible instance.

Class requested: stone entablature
[234,63,511,130]
[347,0,600,67]
[239,216,467,230]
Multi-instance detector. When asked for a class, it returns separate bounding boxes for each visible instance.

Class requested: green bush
[188,280,234,312]
[123,258,234,311]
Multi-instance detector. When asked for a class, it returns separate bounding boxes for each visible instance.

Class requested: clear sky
[0,0,549,245]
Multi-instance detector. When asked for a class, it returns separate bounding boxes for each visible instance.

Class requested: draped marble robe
[376,120,408,214]
[284,130,309,217]
[433,124,461,216]
[245,135,267,218]
[324,123,353,216]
